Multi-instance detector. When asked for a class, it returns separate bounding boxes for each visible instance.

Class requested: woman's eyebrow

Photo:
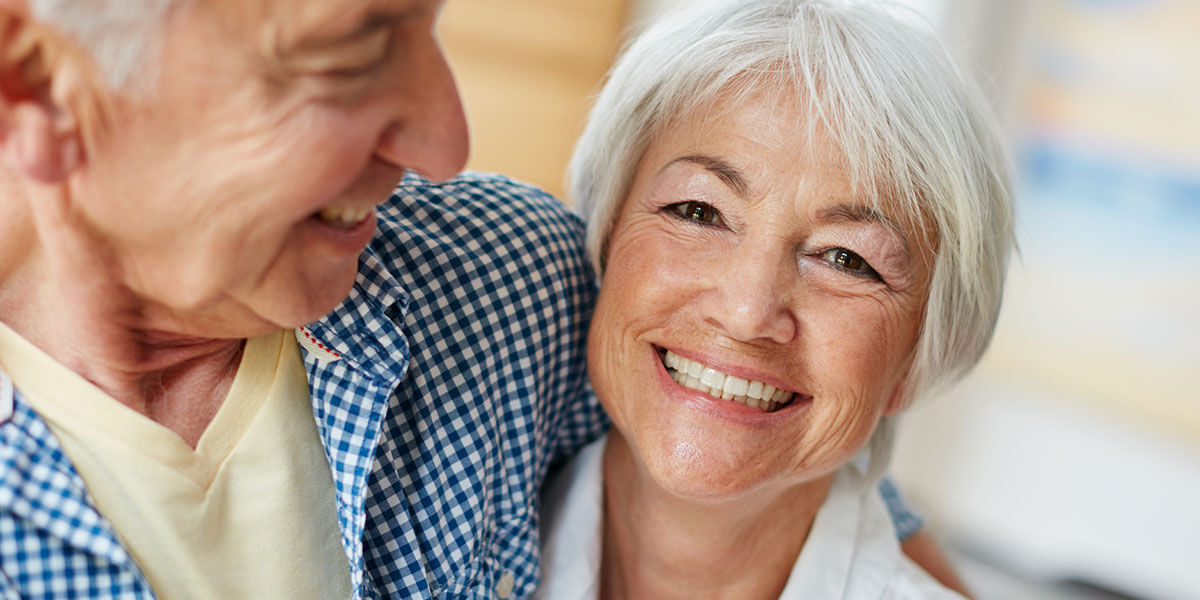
[663,154,749,196]
[817,203,911,252]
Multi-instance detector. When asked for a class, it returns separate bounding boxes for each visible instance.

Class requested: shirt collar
[0,392,140,570]
[301,242,411,382]
[536,437,606,600]
[1,369,12,424]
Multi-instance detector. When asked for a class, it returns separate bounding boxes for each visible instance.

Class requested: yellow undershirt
[0,324,352,599]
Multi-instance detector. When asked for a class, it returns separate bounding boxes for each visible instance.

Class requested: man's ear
[0,5,107,183]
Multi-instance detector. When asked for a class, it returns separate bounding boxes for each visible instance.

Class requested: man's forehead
[204,0,435,47]
[253,0,434,41]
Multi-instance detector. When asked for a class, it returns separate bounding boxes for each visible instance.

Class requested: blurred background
[438,0,1200,598]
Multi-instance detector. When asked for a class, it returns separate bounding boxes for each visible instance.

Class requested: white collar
[535,437,606,600]
[536,435,962,599]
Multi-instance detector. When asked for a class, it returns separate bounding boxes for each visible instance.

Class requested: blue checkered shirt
[1,173,921,599]
[0,173,608,600]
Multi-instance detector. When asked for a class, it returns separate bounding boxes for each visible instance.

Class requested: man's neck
[1,189,248,448]
[598,434,833,600]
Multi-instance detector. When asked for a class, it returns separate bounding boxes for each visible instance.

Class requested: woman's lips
[659,349,809,413]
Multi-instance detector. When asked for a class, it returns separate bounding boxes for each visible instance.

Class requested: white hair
[570,0,1015,480]
[31,0,180,89]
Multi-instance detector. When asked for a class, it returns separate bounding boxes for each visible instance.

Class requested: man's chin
[280,283,356,329]
[240,268,359,334]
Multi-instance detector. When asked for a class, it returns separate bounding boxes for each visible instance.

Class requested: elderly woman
[536,0,1014,598]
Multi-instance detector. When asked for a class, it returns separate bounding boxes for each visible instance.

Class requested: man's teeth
[317,206,373,229]
[662,350,795,413]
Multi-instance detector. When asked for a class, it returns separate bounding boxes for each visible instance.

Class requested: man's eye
[291,29,393,82]
[667,201,723,226]
[821,248,880,279]
[318,62,383,80]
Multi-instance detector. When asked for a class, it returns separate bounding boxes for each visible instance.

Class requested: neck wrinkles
[1,183,248,446]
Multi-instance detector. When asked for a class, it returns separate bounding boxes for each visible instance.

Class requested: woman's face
[588,88,934,501]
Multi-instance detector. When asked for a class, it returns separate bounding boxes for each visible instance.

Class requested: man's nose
[696,241,799,345]
[374,38,470,181]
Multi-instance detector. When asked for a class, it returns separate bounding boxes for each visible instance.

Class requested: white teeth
[317,205,373,229]
[747,380,763,399]
[661,350,796,412]
[722,376,749,397]
[665,352,680,370]
[699,367,725,391]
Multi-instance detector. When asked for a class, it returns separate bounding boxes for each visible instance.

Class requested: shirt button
[496,571,515,599]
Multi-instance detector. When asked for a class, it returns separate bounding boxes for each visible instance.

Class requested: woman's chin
[637,439,775,502]
[622,432,842,507]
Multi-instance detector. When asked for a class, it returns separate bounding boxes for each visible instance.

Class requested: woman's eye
[667,201,723,226]
[821,248,880,280]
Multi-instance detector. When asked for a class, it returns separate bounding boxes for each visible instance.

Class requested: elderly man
[0,0,604,598]
[0,1,964,599]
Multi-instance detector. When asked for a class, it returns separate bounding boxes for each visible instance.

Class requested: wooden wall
[439,0,632,199]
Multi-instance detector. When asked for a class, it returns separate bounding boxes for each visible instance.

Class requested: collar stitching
[297,327,342,361]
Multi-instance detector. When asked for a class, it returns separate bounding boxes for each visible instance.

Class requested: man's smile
[316,204,375,229]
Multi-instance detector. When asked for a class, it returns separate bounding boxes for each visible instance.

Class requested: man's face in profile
[73,0,468,337]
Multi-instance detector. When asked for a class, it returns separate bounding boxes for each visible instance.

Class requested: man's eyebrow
[664,155,750,196]
[306,14,397,45]
[817,203,911,250]
[286,4,415,49]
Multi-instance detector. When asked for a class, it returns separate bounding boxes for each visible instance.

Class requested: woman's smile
[659,348,805,413]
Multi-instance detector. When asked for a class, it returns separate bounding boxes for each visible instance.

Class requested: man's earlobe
[1,101,80,181]
[0,7,99,183]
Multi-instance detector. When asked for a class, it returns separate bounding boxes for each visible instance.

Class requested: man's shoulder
[376,171,585,260]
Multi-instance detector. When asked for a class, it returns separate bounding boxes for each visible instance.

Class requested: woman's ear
[0,5,106,183]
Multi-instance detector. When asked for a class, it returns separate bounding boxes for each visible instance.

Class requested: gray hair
[31,0,179,89]
[570,0,1015,478]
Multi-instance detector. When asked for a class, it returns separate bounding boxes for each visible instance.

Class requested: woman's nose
[373,36,470,181]
[697,242,798,345]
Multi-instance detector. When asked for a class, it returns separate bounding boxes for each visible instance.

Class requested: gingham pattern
[0,173,607,599]
[0,172,920,599]
[1,398,154,599]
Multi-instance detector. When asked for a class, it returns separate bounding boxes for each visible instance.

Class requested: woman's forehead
[657,89,824,163]
[645,84,937,247]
